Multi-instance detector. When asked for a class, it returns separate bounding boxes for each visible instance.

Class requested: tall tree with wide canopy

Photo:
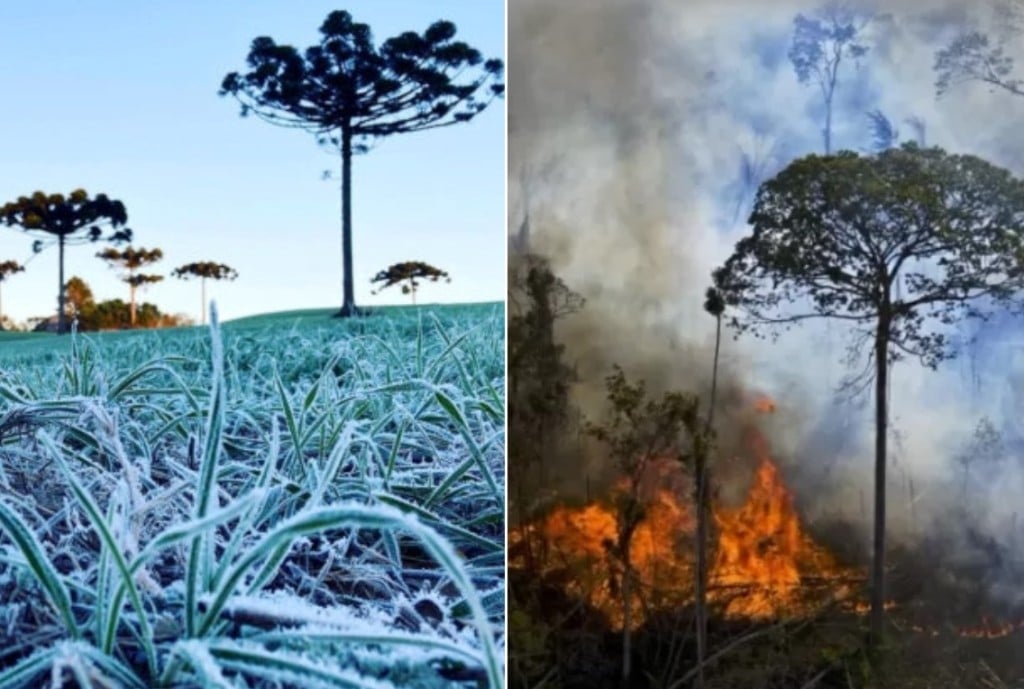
[711,142,1024,659]
[97,246,164,327]
[172,261,238,325]
[0,190,130,334]
[220,10,504,317]
[0,259,24,327]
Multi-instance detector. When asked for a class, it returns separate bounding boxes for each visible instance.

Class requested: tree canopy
[173,261,238,325]
[713,143,1024,368]
[172,262,238,282]
[935,30,1023,98]
[0,189,131,334]
[370,261,450,303]
[0,259,24,327]
[98,246,165,326]
[220,10,505,140]
[788,6,870,154]
[0,259,24,283]
[220,9,503,318]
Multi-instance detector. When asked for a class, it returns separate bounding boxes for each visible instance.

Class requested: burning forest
[508,0,1024,687]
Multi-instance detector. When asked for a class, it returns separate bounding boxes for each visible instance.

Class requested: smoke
[510,0,1024,603]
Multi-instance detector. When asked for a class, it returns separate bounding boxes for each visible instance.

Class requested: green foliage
[587,367,701,483]
[712,143,1024,368]
[64,276,185,331]
[98,246,166,326]
[65,276,94,312]
[172,261,238,282]
[789,8,869,84]
[0,190,132,333]
[935,30,1023,98]
[371,261,450,301]
[508,256,583,433]
[0,260,24,282]
[97,246,163,272]
[219,10,504,140]
[0,190,130,242]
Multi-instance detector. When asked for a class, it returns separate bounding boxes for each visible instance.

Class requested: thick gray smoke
[510,0,1024,602]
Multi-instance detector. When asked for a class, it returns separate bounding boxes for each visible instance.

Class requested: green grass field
[0,302,504,688]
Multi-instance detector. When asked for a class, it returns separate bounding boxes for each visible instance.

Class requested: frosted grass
[0,304,504,688]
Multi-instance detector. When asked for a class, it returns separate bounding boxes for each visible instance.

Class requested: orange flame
[511,416,855,629]
[511,395,1023,638]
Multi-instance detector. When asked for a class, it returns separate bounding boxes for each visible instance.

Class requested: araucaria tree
[0,259,25,326]
[172,261,238,325]
[711,142,1024,657]
[220,10,504,318]
[0,190,130,334]
[788,6,870,154]
[97,246,164,327]
[370,261,449,304]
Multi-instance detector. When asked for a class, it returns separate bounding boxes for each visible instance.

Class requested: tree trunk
[824,102,832,155]
[869,310,890,661]
[622,547,633,686]
[336,123,357,318]
[57,235,66,335]
[201,277,206,326]
[129,282,137,327]
[694,313,722,689]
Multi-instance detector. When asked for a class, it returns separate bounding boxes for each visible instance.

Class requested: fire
[958,617,1024,639]
[711,433,850,618]
[515,478,695,628]
[511,396,1024,639]
[511,418,856,629]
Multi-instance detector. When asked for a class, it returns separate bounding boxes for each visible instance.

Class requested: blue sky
[0,1,504,326]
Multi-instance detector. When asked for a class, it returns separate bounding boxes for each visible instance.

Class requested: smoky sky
[509,0,1024,586]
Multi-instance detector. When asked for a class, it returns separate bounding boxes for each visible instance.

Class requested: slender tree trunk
[201,277,206,326]
[337,122,357,317]
[694,313,722,689]
[869,310,890,661]
[0,282,4,326]
[57,235,66,335]
[824,100,833,155]
[622,537,633,686]
[129,283,137,327]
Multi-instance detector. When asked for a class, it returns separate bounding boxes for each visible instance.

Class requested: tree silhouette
[370,261,450,305]
[0,190,130,334]
[935,30,1023,98]
[0,259,25,327]
[172,261,238,325]
[788,6,870,154]
[711,142,1024,659]
[220,10,504,318]
[97,246,164,327]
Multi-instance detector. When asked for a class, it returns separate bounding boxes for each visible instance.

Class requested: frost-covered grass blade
[0,303,504,688]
